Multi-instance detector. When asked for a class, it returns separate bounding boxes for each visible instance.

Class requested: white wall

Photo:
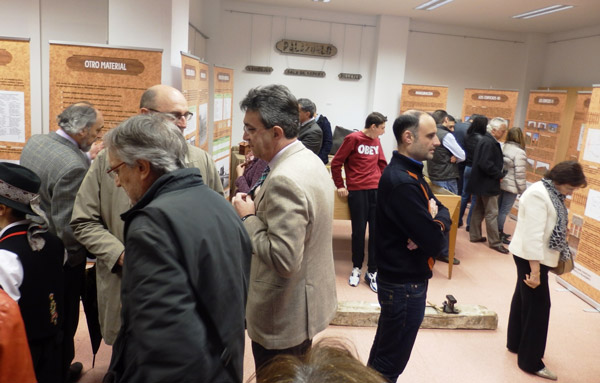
[0,0,108,134]
[543,25,600,87]
[405,21,529,123]
[207,0,378,149]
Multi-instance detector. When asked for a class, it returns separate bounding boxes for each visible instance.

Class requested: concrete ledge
[331,301,498,330]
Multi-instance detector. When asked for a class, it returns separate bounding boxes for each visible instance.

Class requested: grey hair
[297,98,316,118]
[240,84,300,139]
[487,117,508,133]
[103,114,188,176]
[56,103,98,135]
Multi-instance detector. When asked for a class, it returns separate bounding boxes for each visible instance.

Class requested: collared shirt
[442,133,466,162]
[0,220,30,301]
[269,140,302,168]
[56,128,79,148]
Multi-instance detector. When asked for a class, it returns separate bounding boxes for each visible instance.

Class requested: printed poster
[49,42,162,137]
[399,84,447,114]
[561,84,600,308]
[523,91,568,184]
[0,37,30,161]
[461,88,518,129]
[212,66,234,198]
[181,52,210,150]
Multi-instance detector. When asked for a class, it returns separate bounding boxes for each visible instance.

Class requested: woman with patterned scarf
[506,161,587,381]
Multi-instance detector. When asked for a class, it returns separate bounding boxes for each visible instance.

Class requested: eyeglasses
[106,162,125,179]
[147,108,193,121]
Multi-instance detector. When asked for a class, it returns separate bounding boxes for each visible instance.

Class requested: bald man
[71,85,223,347]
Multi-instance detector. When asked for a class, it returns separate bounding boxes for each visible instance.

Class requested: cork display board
[399,84,447,114]
[523,91,569,184]
[461,88,518,128]
[212,66,234,198]
[49,42,162,136]
[0,37,30,161]
[181,52,210,150]
[561,85,600,307]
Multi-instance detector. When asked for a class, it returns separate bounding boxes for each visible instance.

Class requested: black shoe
[502,237,511,245]
[458,221,463,228]
[470,237,487,243]
[67,362,83,382]
[491,245,509,254]
[465,225,470,232]
[436,256,460,265]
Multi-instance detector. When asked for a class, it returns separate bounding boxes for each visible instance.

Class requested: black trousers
[62,261,86,379]
[251,339,312,380]
[29,335,63,383]
[507,255,551,373]
[348,189,377,273]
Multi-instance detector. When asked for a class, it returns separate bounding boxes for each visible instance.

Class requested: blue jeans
[459,166,475,226]
[431,179,458,195]
[368,279,428,382]
[497,191,517,233]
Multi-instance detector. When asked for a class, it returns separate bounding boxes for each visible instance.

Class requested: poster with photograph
[461,88,518,130]
[212,66,234,198]
[399,84,447,114]
[181,52,210,150]
[49,42,162,137]
[559,84,600,309]
[0,37,30,161]
[523,91,568,183]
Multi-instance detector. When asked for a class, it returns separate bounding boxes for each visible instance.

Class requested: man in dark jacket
[368,110,451,382]
[467,117,509,253]
[103,114,252,383]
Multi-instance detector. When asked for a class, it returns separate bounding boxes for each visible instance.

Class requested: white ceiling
[234,0,600,34]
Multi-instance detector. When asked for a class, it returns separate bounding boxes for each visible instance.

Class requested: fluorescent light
[513,5,574,19]
[312,0,331,2]
[415,0,453,11]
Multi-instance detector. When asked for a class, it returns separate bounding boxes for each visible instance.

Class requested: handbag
[329,126,355,155]
[550,253,574,275]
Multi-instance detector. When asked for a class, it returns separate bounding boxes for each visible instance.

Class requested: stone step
[331,301,498,330]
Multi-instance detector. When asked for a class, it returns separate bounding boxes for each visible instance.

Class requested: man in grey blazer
[297,98,323,155]
[20,102,103,381]
[233,85,337,375]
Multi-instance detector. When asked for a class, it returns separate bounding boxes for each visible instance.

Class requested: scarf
[541,178,570,261]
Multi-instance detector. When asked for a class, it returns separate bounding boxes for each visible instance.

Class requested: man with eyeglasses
[70,84,223,352]
[20,102,104,382]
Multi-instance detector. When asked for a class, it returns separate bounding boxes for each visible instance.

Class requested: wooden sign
[565,91,591,161]
[212,66,234,198]
[284,68,325,78]
[245,65,273,73]
[276,39,337,57]
[338,73,362,81]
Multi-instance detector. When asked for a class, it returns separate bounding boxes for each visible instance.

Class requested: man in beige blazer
[233,84,337,375]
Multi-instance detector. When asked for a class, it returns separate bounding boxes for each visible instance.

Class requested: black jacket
[466,132,506,196]
[464,133,484,167]
[375,152,451,283]
[108,168,252,383]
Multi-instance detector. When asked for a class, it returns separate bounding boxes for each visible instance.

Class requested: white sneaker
[365,271,378,293]
[349,267,360,287]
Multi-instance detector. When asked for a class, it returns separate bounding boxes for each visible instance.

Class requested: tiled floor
[76,217,600,383]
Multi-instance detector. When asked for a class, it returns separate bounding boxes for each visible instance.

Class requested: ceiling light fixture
[513,5,574,19]
[415,0,454,11]
[312,0,331,3]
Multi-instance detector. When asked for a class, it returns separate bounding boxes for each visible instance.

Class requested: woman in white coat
[498,127,527,244]
[507,161,587,381]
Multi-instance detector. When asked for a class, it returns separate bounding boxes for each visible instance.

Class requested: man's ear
[272,125,284,139]
[402,129,413,145]
[137,159,153,181]
[140,108,151,115]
